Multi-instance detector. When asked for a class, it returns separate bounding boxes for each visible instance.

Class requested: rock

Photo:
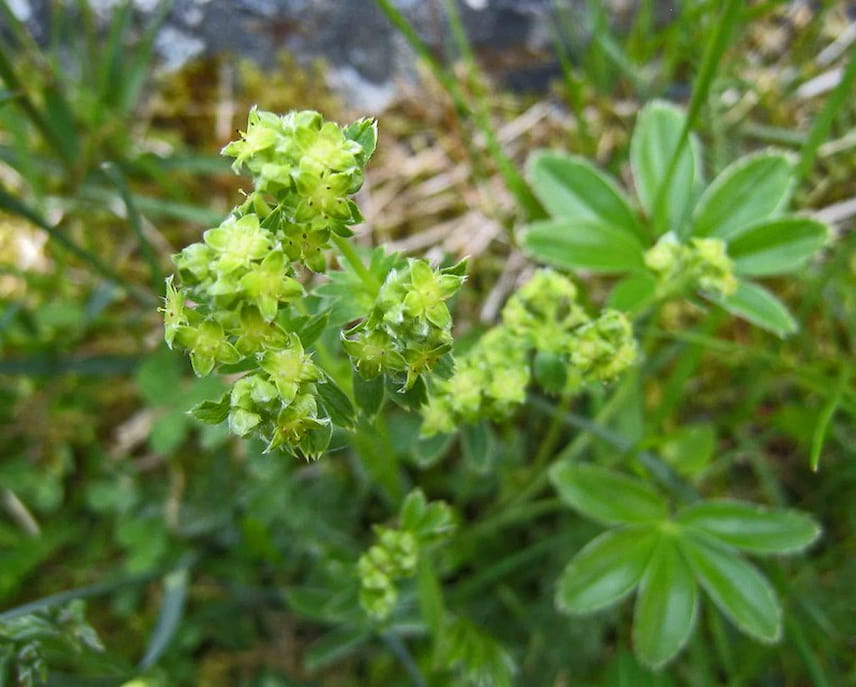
[7,1,633,108]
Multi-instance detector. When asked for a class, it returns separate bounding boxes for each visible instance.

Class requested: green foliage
[522,100,831,336]
[163,108,464,457]
[551,464,820,668]
[0,601,110,685]
[1,1,853,684]
[422,269,637,435]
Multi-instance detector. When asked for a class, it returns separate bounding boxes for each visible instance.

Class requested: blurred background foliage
[0,0,854,684]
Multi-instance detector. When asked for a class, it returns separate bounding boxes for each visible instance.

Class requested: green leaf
[528,151,643,240]
[550,463,668,525]
[556,525,656,614]
[188,394,230,425]
[676,500,821,555]
[150,412,188,454]
[715,280,797,337]
[633,535,698,669]
[533,350,568,392]
[659,423,715,480]
[135,349,182,407]
[678,532,782,643]
[606,651,679,686]
[317,374,355,429]
[412,432,455,468]
[352,370,385,417]
[298,422,334,460]
[630,100,701,236]
[727,217,829,276]
[295,311,330,348]
[344,117,378,162]
[692,151,796,241]
[521,218,645,274]
[461,421,493,473]
[417,557,446,634]
[607,273,658,313]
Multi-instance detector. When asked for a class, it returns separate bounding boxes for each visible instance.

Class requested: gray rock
[6,1,613,108]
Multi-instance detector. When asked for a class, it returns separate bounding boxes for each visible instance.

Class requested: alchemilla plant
[159,103,830,676]
[522,100,829,336]
[161,107,464,458]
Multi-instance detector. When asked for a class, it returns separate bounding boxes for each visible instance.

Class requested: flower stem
[332,234,380,294]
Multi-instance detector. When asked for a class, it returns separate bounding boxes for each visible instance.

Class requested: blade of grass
[549,0,595,156]
[381,633,427,687]
[648,310,725,427]
[374,0,544,222]
[652,0,743,234]
[0,186,154,304]
[102,162,164,293]
[651,328,856,419]
[0,569,162,621]
[795,44,856,183]
[442,0,545,221]
[809,366,847,472]
[529,396,699,504]
[0,45,73,169]
[585,0,650,97]
[96,1,135,112]
[137,566,189,670]
[119,0,174,116]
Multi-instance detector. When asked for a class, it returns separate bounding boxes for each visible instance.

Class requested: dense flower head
[357,528,418,620]
[344,258,467,390]
[645,234,737,299]
[161,109,378,458]
[421,269,637,436]
[357,490,455,621]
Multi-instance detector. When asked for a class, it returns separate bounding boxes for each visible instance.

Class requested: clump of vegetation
[1,1,854,685]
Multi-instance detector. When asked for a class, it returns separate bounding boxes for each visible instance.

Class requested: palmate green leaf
[676,499,821,555]
[528,150,644,240]
[550,463,668,525]
[633,534,698,669]
[630,100,701,237]
[521,219,646,274]
[692,151,795,241]
[556,525,657,614]
[715,280,797,337]
[678,532,782,643]
[727,217,829,276]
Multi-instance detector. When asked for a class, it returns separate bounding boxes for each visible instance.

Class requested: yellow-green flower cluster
[342,258,467,390]
[357,490,456,621]
[357,528,418,620]
[421,269,637,436]
[645,235,737,299]
[161,109,377,457]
